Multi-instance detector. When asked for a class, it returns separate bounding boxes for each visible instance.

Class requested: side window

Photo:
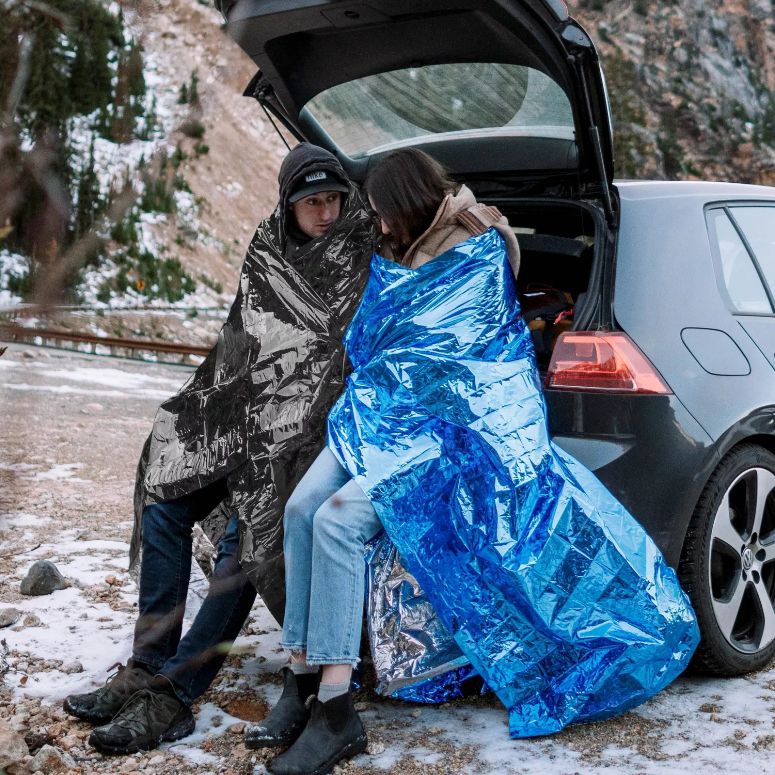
[729,207,775,295]
[707,208,772,314]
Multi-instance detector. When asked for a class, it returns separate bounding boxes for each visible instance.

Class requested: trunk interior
[478,196,602,373]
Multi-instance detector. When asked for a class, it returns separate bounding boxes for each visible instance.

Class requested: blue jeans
[132,479,257,705]
[282,448,381,665]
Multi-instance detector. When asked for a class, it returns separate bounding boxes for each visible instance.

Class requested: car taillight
[546,331,671,394]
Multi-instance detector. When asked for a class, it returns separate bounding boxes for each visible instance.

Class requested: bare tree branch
[1,31,35,128]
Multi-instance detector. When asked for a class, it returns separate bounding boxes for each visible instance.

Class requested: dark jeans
[132,479,257,705]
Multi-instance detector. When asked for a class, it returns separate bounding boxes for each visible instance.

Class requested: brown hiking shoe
[88,685,195,755]
[63,660,154,724]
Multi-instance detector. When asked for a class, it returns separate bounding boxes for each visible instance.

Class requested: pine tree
[74,136,102,244]
[69,0,119,118]
[23,22,73,138]
[137,94,158,141]
[127,40,146,100]
[0,4,20,112]
[189,71,199,104]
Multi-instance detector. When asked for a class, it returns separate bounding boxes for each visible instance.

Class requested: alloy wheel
[709,467,775,653]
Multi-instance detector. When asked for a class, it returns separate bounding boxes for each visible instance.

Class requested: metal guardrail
[0,322,213,363]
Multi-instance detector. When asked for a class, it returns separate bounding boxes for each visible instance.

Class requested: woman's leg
[245,447,351,751]
[269,479,381,775]
[306,478,382,670]
[281,447,352,656]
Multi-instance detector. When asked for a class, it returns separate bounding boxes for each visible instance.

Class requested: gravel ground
[3,342,775,775]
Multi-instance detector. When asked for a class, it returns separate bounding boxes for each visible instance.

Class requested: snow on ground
[4,343,775,775]
[0,249,27,309]
[0,356,188,400]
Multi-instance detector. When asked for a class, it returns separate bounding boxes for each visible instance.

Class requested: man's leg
[156,512,257,705]
[89,505,260,756]
[64,479,228,726]
[132,478,229,672]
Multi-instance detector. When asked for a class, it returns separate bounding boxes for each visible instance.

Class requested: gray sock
[289,662,319,676]
[317,680,350,703]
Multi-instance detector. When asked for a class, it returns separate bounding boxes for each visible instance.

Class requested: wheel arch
[670,415,775,565]
[677,437,775,674]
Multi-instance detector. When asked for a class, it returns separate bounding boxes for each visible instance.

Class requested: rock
[20,562,68,597]
[366,740,385,756]
[46,723,68,739]
[21,350,36,359]
[28,745,76,773]
[147,754,165,766]
[410,709,422,719]
[22,615,41,628]
[60,662,83,675]
[0,721,29,768]
[58,735,80,751]
[9,714,29,730]
[0,608,22,628]
[23,728,51,753]
[227,722,245,734]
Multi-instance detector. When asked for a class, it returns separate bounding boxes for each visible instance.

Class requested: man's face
[291,191,343,239]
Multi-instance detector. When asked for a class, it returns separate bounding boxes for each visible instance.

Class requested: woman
[248,149,698,774]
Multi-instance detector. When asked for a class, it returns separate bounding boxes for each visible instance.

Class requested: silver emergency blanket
[365,534,482,702]
[328,229,699,737]
[131,180,376,621]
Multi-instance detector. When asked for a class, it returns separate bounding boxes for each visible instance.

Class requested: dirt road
[3,343,775,775]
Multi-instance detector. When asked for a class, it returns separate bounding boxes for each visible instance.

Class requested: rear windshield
[302,63,574,158]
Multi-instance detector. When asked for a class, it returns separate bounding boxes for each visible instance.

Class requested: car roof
[615,180,775,201]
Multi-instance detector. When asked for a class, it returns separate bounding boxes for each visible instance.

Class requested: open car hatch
[219,1,614,210]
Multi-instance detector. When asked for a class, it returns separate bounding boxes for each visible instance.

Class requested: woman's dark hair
[365,148,455,260]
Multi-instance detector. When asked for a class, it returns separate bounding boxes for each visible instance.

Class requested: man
[63,143,377,755]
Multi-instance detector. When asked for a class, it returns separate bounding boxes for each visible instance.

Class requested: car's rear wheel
[679,444,775,675]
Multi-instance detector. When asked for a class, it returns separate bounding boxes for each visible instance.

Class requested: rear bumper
[545,390,717,567]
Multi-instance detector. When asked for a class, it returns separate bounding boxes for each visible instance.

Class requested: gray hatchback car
[219,0,775,674]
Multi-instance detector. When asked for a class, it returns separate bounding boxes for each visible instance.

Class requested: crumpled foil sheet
[330,229,699,737]
[365,533,477,700]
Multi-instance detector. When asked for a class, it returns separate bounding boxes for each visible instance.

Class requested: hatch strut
[243,71,305,146]
[575,57,614,225]
[564,46,615,226]
[260,103,291,151]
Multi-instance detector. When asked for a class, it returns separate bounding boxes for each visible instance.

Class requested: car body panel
[739,317,775,371]
[546,181,775,567]
[547,390,715,566]
[612,182,775,446]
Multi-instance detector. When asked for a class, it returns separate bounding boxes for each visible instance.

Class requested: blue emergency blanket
[327,229,699,737]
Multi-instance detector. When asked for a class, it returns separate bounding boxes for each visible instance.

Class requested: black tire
[679,444,775,675]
